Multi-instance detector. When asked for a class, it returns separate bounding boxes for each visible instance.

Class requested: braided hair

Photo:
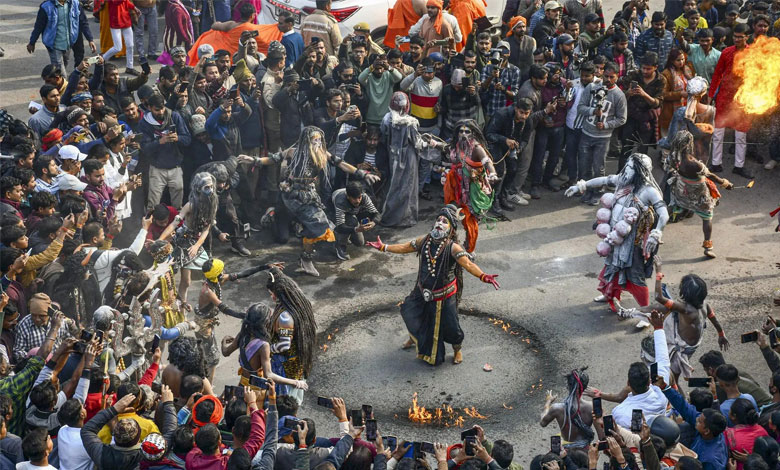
[266,268,317,376]
[563,368,595,441]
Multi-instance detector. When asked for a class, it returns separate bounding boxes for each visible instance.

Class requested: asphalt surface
[2,0,780,463]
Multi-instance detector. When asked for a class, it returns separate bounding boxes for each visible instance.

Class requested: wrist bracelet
[380,244,387,252]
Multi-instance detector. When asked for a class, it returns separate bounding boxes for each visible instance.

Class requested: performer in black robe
[366,204,500,366]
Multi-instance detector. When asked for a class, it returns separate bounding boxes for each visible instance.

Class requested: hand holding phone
[630,409,643,433]
[550,435,562,455]
[365,419,378,441]
[592,397,603,418]
[350,409,364,427]
[742,331,759,343]
[317,397,334,408]
[603,415,615,437]
[249,375,269,389]
[464,436,477,456]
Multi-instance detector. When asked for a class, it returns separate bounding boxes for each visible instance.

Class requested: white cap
[59,144,87,162]
[58,173,87,192]
[544,0,562,10]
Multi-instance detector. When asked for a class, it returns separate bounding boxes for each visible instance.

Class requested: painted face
[311,133,323,149]
[458,126,472,142]
[431,215,451,239]
[619,158,636,186]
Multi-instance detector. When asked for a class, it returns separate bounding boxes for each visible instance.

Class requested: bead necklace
[424,238,446,275]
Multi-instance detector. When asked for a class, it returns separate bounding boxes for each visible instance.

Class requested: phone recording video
[317,397,334,408]
[249,375,269,389]
[550,435,561,455]
[421,442,435,455]
[630,409,643,433]
[650,362,658,381]
[350,409,364,427]
[464,436,476,456]
[365,419,378,441]
[150,334,161,353]
[592,397,603,418]
[384,436,397,451]
[687,377,712,388]
[461,426,478,441]
[603,415,615,437]
[742,331,759,343]
[362,404,373,419]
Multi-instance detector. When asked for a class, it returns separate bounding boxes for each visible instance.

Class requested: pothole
[302,306,560,433]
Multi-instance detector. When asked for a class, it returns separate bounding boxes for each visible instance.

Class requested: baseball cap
[58,173,88,192]
[557,33,575,45]
[584,12,600,23]
[544,0,562,10]
[725,3,739,14]
[497,40,511,50]
[59,144,87,162]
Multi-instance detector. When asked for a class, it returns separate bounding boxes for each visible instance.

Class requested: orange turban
[191,395,225,434]
[427,0,444,34]
[506,15,526,36]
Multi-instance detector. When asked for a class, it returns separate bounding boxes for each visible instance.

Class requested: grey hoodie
[577,82,627,139]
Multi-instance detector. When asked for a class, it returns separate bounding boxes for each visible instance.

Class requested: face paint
[430,216,451,240]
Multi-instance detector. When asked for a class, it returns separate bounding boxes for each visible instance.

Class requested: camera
[592,87,608,109]
[489,48,503,65]
[352,35,366,46]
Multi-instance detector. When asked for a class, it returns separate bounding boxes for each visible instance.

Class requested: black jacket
[272,87,311,147]
[485,106,545,155]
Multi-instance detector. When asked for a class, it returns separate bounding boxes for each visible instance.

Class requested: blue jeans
[134,6,159,62]
[46,47,70,72]
[577,133,611,181]
[531,125,565,185]
[564,126,581,181]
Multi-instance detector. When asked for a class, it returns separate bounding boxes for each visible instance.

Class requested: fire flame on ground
[734,35,780,116]
[407,392,488,427]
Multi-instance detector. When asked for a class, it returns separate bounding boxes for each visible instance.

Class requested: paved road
[2,0,780,462]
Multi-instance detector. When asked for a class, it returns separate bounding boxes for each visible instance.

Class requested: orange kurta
[96,0,126,57]
[384,0,421,49]
[187,23,282,64]
[449,0,486,51]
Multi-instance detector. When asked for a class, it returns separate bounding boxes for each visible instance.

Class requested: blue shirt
[634,28,674,71]
[281,31,305,67]
[663,387,728,470]
[720,394,759,427]
[53,0,71,51]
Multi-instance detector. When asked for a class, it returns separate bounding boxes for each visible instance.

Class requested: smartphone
[384,436,398,451]
[284,416,301,429]
[362,404,373,419]
[597,441,609,451]
[298,79,312,92]
[603,415,615,437]
[360,218,370,225]
[397,36,411,44]
[461,76,471,88]
[461,426,478,441]
[433,39,450,47]
[365,419,378,441]
[86,56,100,65]
[95,330,104,342]
[650,362,658,381]
[73,341,87,354]
[234,386,245,399]
[249,30,259,38]
[630,80,638,89]
[80,329,95,342]
[350,409,364,427]
[630,409,643,433]
[231,89,240,99]
[742,331,759,343]
[421,442,435,454]
[688,377,712,388]
[151,334,161,352]
[317,397,334,409]
[592,397,603,418]
[249,375,269,389]
[141,62,151,75]
[464,436,476,456]
[771,329,778,348]
[223,385,236,401]
[550,435,562,455]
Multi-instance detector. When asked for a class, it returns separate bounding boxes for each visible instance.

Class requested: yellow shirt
[97,412,160,444]
[673,14,708,31]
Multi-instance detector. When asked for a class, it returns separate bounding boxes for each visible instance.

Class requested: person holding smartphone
[331,181,381,261]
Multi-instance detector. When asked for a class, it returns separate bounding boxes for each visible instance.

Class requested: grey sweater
[577,82,627,139]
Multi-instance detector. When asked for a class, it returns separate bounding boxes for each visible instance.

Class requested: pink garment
[232,0,262,23]
[725,425,769,470]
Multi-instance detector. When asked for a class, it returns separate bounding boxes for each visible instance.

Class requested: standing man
[409,0,456,55]
[634,12,674,71]
[278,11,304,66]
[301,0,342,56]
[680,28,720,87]
[358,55,403,126]
[27,0,96,72]
[506,16,536,82]
[533,1,563,48]
[708,23,752,179]
[366,204,500,366]
[134,0,159,66]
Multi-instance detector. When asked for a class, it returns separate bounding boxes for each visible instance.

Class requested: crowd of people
[2,0,780,468]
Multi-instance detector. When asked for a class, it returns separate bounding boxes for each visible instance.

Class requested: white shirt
[16,462,57,470]
[57,426,92,470]
[83,227,148,293]
[105,150,132,220]
[566,77,601,129]
[611,328,671,429]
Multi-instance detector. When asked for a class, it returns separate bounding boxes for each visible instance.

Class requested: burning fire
[734,36,780,116]
[408,393,486,427]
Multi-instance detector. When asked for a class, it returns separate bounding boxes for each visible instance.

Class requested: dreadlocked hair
[187,173,218,232]
[418,221,464,305]
[168,336,208,377]
[563,367,595,441]
[266,267,317,376]
[238,303,272,350]
[103,250,144,305]
[451,119,493,162]
[287,127,329,183]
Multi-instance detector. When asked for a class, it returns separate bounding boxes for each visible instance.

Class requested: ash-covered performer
[540,368,595,450]
[565,154,669,326]
[159,172,228,310]
[196,258,283,379]
[366,204,500,366]
[620,257,729,381]
[429,119,499,253]
[263,266,317,403]
[665,130,733,258]
[249,127,380,276]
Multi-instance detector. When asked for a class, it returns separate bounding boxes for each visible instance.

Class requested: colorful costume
[442,120,497,252]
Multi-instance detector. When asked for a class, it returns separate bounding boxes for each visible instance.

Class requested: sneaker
[335,245,350,261]
[231,239,251,257]
[709,164,723,173]
[519,191,532,200]
[765,160,778,170]
[499,197,516,211]
[732,166,754,179]
[529,186,542,199]
[125,67,140,76]
[593,295,607,303]
[507,193,525,205]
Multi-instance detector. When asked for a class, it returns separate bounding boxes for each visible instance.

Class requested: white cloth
[16,463,57,470]
[408,12,464,44]
[82,227,147,292]
[105,150,132,220]
[565,77,601,129]
[57,426,92,470]
[611,329,671,428]
[711,126,746,167]
[104,27,135,68]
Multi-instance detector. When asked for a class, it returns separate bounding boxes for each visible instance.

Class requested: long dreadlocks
[563,367,594,441]
[286,126,329,184]
[266,267,317,376]
[451,119,493,163]
[187,172,218,232]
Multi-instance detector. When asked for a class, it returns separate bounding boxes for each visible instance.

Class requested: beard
[431,227,448,239]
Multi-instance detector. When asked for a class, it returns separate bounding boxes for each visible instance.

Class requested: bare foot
[401,338,414,350]
[453,350,463,364]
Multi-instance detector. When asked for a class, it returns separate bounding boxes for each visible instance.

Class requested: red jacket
[708,45,750,132]
[85,362,159,422]
[186,408,266,470]
[105,0,135,29]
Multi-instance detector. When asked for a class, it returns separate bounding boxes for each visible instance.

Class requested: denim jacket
[29,0,83,50]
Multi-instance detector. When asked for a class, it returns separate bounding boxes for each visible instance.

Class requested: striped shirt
[332,188,380,234]
[400,74,443,132]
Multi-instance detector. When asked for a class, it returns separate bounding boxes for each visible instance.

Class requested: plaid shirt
[13,315,71,364]
[634,29,674,71]
[481,63,522,116]
[0,356,44,435]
